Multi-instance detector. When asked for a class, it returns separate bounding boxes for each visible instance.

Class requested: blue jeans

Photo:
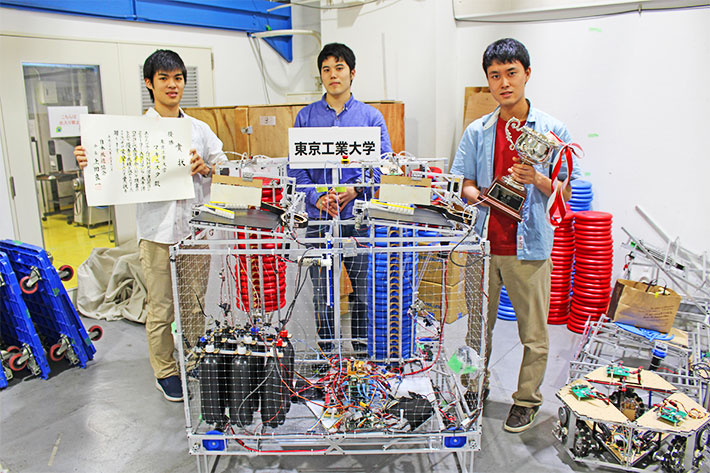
[306,223,368,349]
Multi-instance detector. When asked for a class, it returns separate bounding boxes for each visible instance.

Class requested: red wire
[405,257,449,377]
[234,437,327,454]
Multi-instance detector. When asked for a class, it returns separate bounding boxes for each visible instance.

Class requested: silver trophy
[482,117,560,221]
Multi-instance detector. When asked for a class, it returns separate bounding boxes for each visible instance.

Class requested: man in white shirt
[75,49,226,401]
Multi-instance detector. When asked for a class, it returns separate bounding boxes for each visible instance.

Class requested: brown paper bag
[607,279,682,333]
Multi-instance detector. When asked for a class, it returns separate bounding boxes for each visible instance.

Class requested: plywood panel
[186,101,404,158]
[585,366,676,392]
[247,105,301,158]
[233,107,250,156]
[183,106,249,158]
[557,380,630,424]
[636,392,710,433]
[291,104,306,118]
[368,101,405,154]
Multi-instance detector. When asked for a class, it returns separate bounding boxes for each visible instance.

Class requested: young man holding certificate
[75,50,226,402]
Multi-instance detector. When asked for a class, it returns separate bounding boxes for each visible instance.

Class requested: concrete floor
[0,312,599,473]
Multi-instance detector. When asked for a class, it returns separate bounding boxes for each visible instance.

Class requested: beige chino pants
[466,255,552,407]
[139,240,210,379]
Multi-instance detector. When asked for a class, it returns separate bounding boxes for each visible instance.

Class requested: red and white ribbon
[546,132,583,226]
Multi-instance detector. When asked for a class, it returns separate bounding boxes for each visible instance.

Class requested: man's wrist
[532,171,549,191]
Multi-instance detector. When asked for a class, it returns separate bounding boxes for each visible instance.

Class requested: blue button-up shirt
[450,102,582,260]
[288,94,392,220]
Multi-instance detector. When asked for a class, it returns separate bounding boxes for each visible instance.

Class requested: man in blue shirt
[450,38,580,432]
[289,43,392,354]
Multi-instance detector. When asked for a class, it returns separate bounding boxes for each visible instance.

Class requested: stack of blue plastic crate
[0,240,99,386]
[0,250,51,383]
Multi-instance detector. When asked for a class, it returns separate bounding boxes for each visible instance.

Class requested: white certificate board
[288,126,380,169]
[80,114,194,206]
[48,106,88,138]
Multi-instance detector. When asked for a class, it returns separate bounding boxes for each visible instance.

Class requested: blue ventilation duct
[0,0,293,62]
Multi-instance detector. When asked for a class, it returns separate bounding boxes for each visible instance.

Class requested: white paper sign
[288,126,380,169]
[210,175,263,209]
[48,106,88,137]
[379,176,432,205]
[80,114,194,206]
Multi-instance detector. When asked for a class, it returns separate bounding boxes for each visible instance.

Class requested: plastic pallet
[0,240,95,368]
[0,361,7,388]
[0,251,51,379]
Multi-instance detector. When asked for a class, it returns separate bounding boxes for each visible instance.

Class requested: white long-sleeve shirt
[136,107,227,244]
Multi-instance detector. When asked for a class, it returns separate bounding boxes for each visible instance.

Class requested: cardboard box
[449,86,497,171]
[417,279,467,324]
[418,251,467,286]
[463,86,498,130]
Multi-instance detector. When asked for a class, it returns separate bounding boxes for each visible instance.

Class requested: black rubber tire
[572,421,593,458]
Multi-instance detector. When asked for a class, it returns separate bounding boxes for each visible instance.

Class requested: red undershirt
[488,117,524,255]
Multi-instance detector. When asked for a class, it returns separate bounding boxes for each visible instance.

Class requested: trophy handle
[505,117,521,151]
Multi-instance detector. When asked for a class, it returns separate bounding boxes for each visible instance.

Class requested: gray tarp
[76,240,147,323]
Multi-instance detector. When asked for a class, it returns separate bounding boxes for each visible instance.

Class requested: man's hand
[462,178,486,206]
[509,157,539,186]
[316,187,359,217]
[316,192,340,218]
[334,187,358,211]
[190,149,211,176]
[74,146,88,169]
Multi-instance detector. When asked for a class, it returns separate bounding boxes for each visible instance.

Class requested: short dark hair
[482,38,530,73]
[143,49,187,102]
[317,43,356,71]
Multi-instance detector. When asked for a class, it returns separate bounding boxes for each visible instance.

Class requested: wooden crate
[182,106,248,156]
[185,101,404,158]
[368,101,404,154]
[247,104,304,158]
